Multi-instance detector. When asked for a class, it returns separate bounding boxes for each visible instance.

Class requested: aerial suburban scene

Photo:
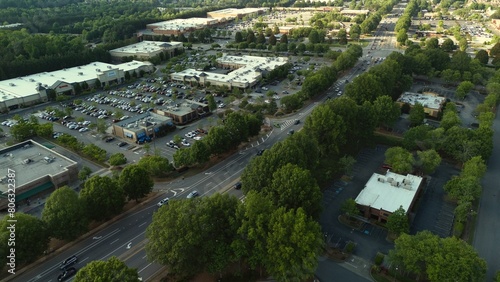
[0,0,499,281]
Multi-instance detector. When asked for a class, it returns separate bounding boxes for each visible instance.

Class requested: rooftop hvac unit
[107,66,112,69]
[391,181,399,187]
[78,72,83,75]
[403,183,412,190]
[29,78,35,82]
[9,83,15,86]
[386,177,393,183]
[377,177,385,183]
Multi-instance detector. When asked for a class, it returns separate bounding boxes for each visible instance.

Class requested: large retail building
[170,55,288,90]
[0,61,154,112]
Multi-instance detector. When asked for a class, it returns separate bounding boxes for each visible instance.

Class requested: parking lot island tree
[384,147,415,174]
[109,153,127,166]
[408,102,425,127]
[415,149,441,175]
[75,256,139,282]
[385,206,410,237]
[80,175,125,221]
[119,164,154,202]
[42,186,89,241]
[341,198,361,217]
[0,213,50,265]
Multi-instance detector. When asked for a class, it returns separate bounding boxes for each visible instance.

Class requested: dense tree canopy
[75,256,139,282]
[80,175,125,221]
[42,186,88,241]
[119,164,153,202]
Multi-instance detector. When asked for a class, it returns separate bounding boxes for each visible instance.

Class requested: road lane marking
[138,262,152,273]
[138,222,147,228]
[110,239,119,244]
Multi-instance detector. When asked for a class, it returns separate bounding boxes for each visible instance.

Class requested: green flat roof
[16,182,54,201]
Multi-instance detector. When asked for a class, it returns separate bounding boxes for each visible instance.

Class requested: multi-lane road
[7,8,407,281]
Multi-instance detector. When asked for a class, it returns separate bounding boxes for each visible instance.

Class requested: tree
[345,74,384,104]
[304,104,346,157]
[265,207,323,282]
[441,38,455,52]
[390,231,486,281]
[109,153,127,166]
[462,156,487,178]
[266,164,322,218]
[415,150,441,175]
[337,29,348,45]
[78,166,92,181]
[396,29,408,46]
[490,42,500,58]
[386,206,409,236]
[234,31,243,43]
[440,110,461,130]
[0,213,49,265]
[475,49,489,65]
[80,175,125,221]
[206,94,217,111]
[75,256,139,282]
[444,176,482,201]
[384,147,415,174]
[408,103,425,127]
[146,194,239,277]
[42,186,88,241]
[455,81,474,100]
[269,34,277,45]
[458,38,468,52]
[403,125,431,150]
[308,29,320,44]
[372,95,401,127]
[341,198,360,216]
[119,165,153,202]
[137,155,174,177]
[426,38,439,49]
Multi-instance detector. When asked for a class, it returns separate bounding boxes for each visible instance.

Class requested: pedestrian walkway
[279,119,299,130]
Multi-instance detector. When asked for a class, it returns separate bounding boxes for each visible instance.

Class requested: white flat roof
[0,61,152,103]
[397,92,446,110]
[172,55,288,85]
[110,41,183,55]
[149,18,217,31]
[355,171,423,213]
[208,8,266,16]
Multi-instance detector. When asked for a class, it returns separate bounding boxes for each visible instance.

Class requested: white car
[181,140,191,147]
[185,132,194,138]
[1,120,9,126]
[193,136,203,141]
[218,103,225,108]
[79,127,89,132]
[157,197,169,207]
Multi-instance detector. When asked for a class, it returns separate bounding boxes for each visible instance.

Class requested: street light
[394,266,399,282]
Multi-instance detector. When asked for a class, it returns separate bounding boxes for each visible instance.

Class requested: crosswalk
[280,119,298,130]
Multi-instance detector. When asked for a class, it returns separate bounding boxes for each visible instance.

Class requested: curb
[3,192,159,281]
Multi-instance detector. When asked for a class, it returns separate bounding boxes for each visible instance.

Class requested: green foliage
[137,156,174,177]
[78,166,92,181]
[109,153,127,166]
[455,81,474,100]
[82,144,107,163]
[345,241,356,253]
[75,256,139,282]
[386,206,410,236]
[0,213,49,265]
[415,149,441,175]
[384,147,415,174]
[374,253,385,266]
[408,103,425,127]
[80,175,125,221]
[390,231,486,281]
[146,194,240,277]
[119,164,153,202]
[42,186,88,241]
[265,207,323,282]
[341,198,360,216]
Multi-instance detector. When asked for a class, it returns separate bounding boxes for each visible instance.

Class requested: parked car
[78,127,89,132]
[234,182,242,190]
[117,142,127,147]
[58,267,77,282]
[181,140,191,147]
[105,137,115,143]
[59,255,78,270]
[186,191,199,199]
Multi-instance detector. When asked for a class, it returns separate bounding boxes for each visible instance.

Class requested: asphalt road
[6,12,406,281]
[473,107,500,281]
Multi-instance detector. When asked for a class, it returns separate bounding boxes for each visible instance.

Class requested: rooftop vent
[9,83,15,86]
[377,177,385,183]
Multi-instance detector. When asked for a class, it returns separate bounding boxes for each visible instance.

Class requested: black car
[256,149,266,156]
[105,137,115,143]
[59,255,78,270]
[234,182,242,190]
[58,267,77,281]
[118,142,127,147]
[294,119,300,125]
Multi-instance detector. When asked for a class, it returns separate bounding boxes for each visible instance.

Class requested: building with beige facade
[355,171,424,223]
[0,61,154,113]
[207,8,267,20]
[0,140,78,210]
[110,41,183,60]
[112,112,174,143]
[146,18,220,36]
[155,99,210,125]
[170,55,288,90]
[396,91,446,118]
